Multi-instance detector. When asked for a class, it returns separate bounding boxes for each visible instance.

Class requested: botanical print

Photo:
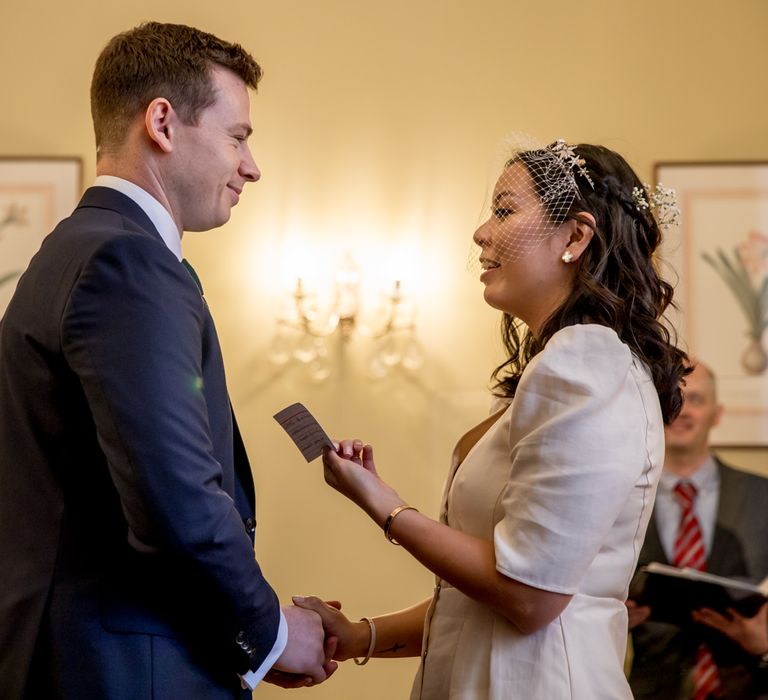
[0,202,28,291]
[656,161,768,445]
[0,158,80,317]
[0,189,50,316]
[702,230,768,375]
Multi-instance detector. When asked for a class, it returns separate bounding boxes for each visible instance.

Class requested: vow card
[273,402,335,462]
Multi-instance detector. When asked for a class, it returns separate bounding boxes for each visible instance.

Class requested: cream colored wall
[2,1,768,697]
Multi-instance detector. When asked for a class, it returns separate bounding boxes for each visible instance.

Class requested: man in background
[0,22,332,699]
[628,360,768,699]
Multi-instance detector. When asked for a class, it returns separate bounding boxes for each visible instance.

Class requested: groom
[0,22,332,699]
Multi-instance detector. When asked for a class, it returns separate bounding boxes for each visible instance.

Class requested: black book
[633,563,768,626]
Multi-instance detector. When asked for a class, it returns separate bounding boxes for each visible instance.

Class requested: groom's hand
[272,605,338,684]
[293,596,372,662]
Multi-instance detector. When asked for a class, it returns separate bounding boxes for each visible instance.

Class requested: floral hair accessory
[632,183,680,230]
[550,139,595,189]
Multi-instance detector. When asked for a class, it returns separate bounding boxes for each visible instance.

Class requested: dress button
[244,517,256,535]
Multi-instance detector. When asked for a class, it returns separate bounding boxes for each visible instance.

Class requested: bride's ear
[561,212,596,262]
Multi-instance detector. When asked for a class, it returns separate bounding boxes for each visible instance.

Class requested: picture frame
[656,161,768,446]
[0,157,82,315]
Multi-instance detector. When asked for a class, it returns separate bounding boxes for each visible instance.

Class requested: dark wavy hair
[491,143,689,424]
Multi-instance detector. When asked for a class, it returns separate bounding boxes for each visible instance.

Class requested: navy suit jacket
[0,187,280,699]
[629,460,768,700]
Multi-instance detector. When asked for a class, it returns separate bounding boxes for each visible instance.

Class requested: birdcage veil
[468,134,593,271]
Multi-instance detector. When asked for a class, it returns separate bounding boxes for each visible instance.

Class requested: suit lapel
[709,460,741,573]
[78,187,257,523]
[643,513,669,565]
[713,459,739,526]
[231,409,255,514]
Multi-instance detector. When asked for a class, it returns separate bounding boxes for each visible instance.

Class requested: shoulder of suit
[59,187,160,242]
[718,459,768,488]
[54,221,171,275]
[51,227,189,306]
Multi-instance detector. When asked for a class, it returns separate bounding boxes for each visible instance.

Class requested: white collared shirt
[655,455,720,559]
[93,175,182,261]
[91,176,287,689]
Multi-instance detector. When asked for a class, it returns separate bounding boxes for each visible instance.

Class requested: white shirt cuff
[238,609,288,690]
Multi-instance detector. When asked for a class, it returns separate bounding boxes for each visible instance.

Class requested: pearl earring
[561,250,574,263]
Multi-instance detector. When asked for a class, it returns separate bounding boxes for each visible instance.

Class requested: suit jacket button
[236,631,248,650]
[244,517,256,535]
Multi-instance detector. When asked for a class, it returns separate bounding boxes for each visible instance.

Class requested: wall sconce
[267,254,424,381]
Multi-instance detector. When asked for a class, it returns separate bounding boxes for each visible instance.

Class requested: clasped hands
[266,439,394,688]
[263,603,335,689]
[265,598,373,688]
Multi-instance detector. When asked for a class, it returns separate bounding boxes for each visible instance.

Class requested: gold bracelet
[353,617,376,666]
[383,505,418,545]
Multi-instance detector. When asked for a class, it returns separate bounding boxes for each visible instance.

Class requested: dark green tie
[181,258,204,296]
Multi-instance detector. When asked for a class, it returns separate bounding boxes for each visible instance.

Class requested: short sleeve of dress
[493,324,654,594]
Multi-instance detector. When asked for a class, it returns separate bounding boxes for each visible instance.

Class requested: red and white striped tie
[673,481,722,700]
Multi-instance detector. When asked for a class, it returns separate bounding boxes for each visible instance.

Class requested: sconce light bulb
[267,332,292,365]
[401,336,424,371]
[293,334,318,363]
[335,257,360,321]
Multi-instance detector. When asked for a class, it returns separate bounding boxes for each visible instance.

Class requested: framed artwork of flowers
[0,157,82,316]
[657,161,768,445]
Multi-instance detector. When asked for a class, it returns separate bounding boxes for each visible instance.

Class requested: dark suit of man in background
[0,22,332,699]
[628,361,768,699]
